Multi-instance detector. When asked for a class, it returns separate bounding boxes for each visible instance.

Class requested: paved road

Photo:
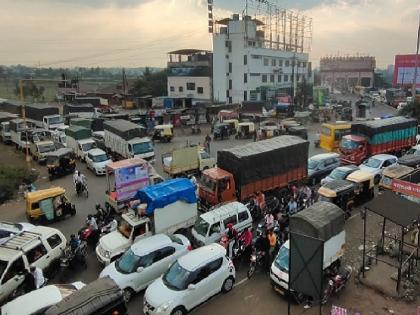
[0,98,398,314]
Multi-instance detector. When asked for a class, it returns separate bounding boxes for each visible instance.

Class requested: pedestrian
[30,266,45,289]
[204,134,211,153]
[267,229,277,263]
[288,197,298,215]
[264,211,274,230]
[256,191,266,212]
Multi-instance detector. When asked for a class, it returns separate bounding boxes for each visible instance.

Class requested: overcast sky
[0,0,418,68]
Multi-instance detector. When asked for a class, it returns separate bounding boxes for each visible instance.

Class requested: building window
[229,62,232,73]
[279,60,283,67]
[301,62,306,68]
[285,60,290,67]
[244,55,248,65]
[264,58,269,66]
[225,40,232,52]
[284,75,288,82]
[186,83,195,90]
[262,74,267,83]
[179,86,183,92]
[278,75,282,83]
[170,86,174,92]
[197,87,203,94]
[229,97,232,104]
[229,80,232,89]
[226,90,229,97]
[225,54,229,59]
[270,75,274,83]
[244,73,248,83]
[272,59,276,66]
[243,90,247,101]
[250,73,260,76]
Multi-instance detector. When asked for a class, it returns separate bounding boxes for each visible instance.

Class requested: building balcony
[167,60,211,68]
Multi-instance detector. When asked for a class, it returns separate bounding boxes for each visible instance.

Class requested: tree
[399,99,420,121]
[131,67,167,97]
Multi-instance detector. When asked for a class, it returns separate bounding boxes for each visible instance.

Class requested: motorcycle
[322,266,353,304]
[75,181,88,198]
[59,242,88,281]
[247,248,265,279]
[78,218,101,247]
[219,236,246,267]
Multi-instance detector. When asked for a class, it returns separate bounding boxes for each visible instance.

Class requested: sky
[0,0,419,68]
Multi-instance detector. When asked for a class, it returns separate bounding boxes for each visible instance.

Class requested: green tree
[131,68,167,97]
[399,99,420,121]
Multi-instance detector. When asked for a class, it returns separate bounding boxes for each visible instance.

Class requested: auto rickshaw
[320,123,351,152]
[346,170,375,202]
[236,122,255,139]
[379,164,414,190]
[213,122,230,140]
[26,187,76,223]
[318,179,357,216]
[152,124,174,142]
[287,125,308,140]
[46,148,76,181]
[223,119,239,135]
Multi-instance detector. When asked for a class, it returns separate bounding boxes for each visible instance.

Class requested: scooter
[322,266,353,304]
[247,248,265,279]
[75,181,88,198]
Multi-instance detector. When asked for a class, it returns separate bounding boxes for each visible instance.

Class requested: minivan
[191,201,252,247]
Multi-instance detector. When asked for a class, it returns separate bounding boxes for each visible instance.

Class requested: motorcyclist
[239,227,253,260]
[95,203,107,221]
[87,214,98,231]
[254,231,270,271]
[102,216,118,234]
[75,171,87,193]
[226,223,238,259]
[69,234,81,252]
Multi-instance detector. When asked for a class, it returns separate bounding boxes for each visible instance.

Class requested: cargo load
[0,99,23,115]
[25,104,58,122]
[103,119,146,140]
[65,125,91,140]
[70,117,93,129]
[63,103,94,115]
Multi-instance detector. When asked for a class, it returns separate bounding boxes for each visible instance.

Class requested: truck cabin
[78,139,96,153]
[127,139,154,157]
[340,135,366,163]
[117,212,151,241]
[199,168,236,207]
[43,115,63,129]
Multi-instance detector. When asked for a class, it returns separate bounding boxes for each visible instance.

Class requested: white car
[143,243,235,315]
[85,148,111,175]
[0,221,34,243]
[359,154,398,184]
[100,234,191,302]
[1,282,85,315]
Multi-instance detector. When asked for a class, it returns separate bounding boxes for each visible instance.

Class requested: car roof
[334,165,358,172]
[87,148,106,155]
[200,201,248,224]
[178,244,225,271]
[310,153,340,160]
[369,154,397,161]
[130,234,172,256]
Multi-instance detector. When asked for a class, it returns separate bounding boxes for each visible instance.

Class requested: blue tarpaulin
[135,178,197,215]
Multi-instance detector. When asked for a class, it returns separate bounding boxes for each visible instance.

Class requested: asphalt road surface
[0,98,398,315]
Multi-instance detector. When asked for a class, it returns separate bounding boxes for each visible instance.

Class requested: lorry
[198,135,309,210]
[96,178,197,265]
[25,103,64,130]
[270,201,346,298]
[63,103,100,118]
[0,112,18,143]
[31,140,57,163]
[340,116,418,165]
[104,119,154,162]
[65,125,96,161]
[9,118,30,150]
[162,145,215,177]
[104,158,163,213]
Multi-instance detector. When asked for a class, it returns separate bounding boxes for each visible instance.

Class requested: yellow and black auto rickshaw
[318,179,357,217]
[346,170,375,202]
[152,124,174,142]
[26,187,76,223]
[46,148,76,181]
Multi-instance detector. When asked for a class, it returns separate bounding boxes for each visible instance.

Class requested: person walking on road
[204,134,211,153]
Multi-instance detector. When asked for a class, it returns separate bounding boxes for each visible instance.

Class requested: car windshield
[82,142,95,152]
[274,246,289,273]
[308,159,319,170]
[162,261,191,291]
[363,157,382,168]
[48,116,63,124]
[200,175,216,191]
[340,139,360,150]
[193,218,209,237]
[115,249,142,274]
[329,169,347,180]
[0,260,7,278]
[91,153,108,163]
[132,141,153,155]
[406,148,420,156]
[38,143,55,153]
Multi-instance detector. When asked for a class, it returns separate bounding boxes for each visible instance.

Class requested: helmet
[226,223,233,229]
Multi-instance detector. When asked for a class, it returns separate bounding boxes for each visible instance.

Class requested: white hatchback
[143,243,235,315]
[85,148,111,175]
[100,234,191,302]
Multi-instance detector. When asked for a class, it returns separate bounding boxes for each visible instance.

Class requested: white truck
[96,178,197,265]
[65,125,96,161]
[270,201,345,298]
[104,119,154,162]
[0,112,18,143]
[162,145,215,177]
[9,118,29,150]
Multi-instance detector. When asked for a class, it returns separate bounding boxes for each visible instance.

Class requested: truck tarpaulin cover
[63,103,94,115]
[135,178,197,215]
[217,135,309,186]
[351,116,417,144]
[25,103,59,121]
[290,201,345,240]
[44,278,123,315]
[104,119,146,140]
[65,125,92,140]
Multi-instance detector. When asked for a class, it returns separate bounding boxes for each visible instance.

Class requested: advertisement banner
[391,178,420,198]
[393,54,420,87]
[115,164,149,201]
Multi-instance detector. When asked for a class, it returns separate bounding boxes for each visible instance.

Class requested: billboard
[115,164,149,201]
[393,54,420,87]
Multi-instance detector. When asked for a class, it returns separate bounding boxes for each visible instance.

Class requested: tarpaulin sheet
[25,104,58,121]
[290,201,345,241]
[351,116,417,144]
[65,125,91,140]
[40,198,54,221]
[135,178,197,215]
[63,103,94,115]
[104,119,145,141]
[217,135,309,186]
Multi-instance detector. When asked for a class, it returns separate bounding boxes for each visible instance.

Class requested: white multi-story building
[213,14,310,104]
[167,49,212,106]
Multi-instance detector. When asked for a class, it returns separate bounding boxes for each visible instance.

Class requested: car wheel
[222,276,235,293]
[123,288,135,302]
[171,306,186,315]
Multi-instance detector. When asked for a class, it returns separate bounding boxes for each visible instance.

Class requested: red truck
[198,136,309,210]
[340,117,417,165]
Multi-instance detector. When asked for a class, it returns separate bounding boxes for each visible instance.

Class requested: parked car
[143,243,235,315]
[1,282,85,315]
[0,221,35,243]
[85,148,111,175]
[100,234,191,302]
[320,165,359,185]
[307,153,341,185]
[359,154,398,184]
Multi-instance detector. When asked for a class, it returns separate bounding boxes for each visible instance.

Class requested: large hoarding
[393,54,420,87]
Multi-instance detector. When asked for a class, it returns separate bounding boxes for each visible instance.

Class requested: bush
[399,100,420,121]
[0,166,38,203]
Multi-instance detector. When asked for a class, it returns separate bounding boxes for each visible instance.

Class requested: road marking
[234,277,248,287]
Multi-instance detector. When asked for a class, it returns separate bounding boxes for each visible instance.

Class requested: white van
[191,201,252,247]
